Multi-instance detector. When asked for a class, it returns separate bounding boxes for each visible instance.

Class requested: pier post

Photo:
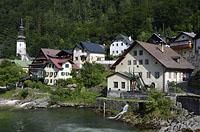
[103,101,106,117]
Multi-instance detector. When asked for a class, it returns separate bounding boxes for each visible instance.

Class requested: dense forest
[0,0,199,58]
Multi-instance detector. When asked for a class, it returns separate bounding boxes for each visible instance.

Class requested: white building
[107,41,194,97]
[44,58,74,85]
[110,34,133,56]
[73,41,105,68]
[16,18,29,61]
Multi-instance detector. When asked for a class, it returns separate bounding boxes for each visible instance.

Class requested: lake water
[0,108,139,132]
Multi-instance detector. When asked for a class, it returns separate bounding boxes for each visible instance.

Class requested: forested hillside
[0,0,199,57]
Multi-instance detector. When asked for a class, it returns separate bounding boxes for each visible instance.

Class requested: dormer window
[172,56,180,63]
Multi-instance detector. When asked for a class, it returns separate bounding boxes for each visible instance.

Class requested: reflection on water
[0,108,138,132]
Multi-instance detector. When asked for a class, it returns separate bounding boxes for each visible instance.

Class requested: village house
[44,57,75,85]
[147,33,167,45]
[170,32,196,60]
[73,41,105,68]
[110,34,133,56]
[107,41,194,97]
[29,48,61,79]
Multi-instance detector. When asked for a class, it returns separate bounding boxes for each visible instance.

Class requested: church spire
[18,18,25,40]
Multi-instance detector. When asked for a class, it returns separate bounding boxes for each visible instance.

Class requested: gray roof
[182,32,196,38]
[76,41,105,54]
[107,72,134,79]
[147,33,167,44]
[115,34,133,45]
[112,41,194,70]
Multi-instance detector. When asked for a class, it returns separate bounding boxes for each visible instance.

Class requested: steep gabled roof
[147,33,167,44]
[112,41,194,70]
[107,72,134,79]
[76,41,105,54]
[182,32,196,38]
[114,34,133,45]
[41,48,61,59]
[173,32,196,42]
[49,58,73,69]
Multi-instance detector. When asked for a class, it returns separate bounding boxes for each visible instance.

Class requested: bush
[24,80,50,93]
[18,89,29,99]
[146,90,173,119]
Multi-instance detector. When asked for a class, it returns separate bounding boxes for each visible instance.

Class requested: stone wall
[95,97,146,113]
[177,95,200,115]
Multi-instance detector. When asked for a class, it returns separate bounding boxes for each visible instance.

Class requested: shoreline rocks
[0,98,93,109]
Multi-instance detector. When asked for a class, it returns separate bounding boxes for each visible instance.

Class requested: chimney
[161,43,164,52]
[128,36,132,41]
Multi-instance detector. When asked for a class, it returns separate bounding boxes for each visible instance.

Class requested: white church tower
[16,18,29,61]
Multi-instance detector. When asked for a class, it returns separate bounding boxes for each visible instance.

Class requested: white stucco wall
[107,74,131,92]
[110,40,129,56]
[16,41,26,55]
[44,62,72,85]
[73,47,105,68]
[164,71,184,92]
[115,44,165,91]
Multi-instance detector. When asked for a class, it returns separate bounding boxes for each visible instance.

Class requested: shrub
[146,90,173,119]
[18,89,29,99]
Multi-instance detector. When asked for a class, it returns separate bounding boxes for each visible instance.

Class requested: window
[54,72,57,77]
[133,50,137,56]
[155,72,160,79]
[139,50,143,55]
[66,72,69,76]
[121,63,123,65]
[147,72,151,78]
[65,64,69,68]
[121,82,125,89]
[139,72,142,77]
[169,72,171,79]
[174,72,177,79]
[45,72,49,77]
[121,43,123,46]
[139,60,143,65]
[112,44,114,46]
[113,51,114,53]
[116,43,118,46]
[145,59,149,65]
[133,60,137,65]
[44,79,49,84]
[116,51,118,53]
[75,57,78,60]
[61,72,65,76]
[50,79,52,83]
[50,72,53,77]
[114,82,118,88]
[128,60,131,65]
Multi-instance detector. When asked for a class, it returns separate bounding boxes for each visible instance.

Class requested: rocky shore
[0,98,93,109]
[159,109,200,132]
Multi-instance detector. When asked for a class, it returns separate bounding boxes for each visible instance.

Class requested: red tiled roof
[49,58,71,69]
[41,48,61,59]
